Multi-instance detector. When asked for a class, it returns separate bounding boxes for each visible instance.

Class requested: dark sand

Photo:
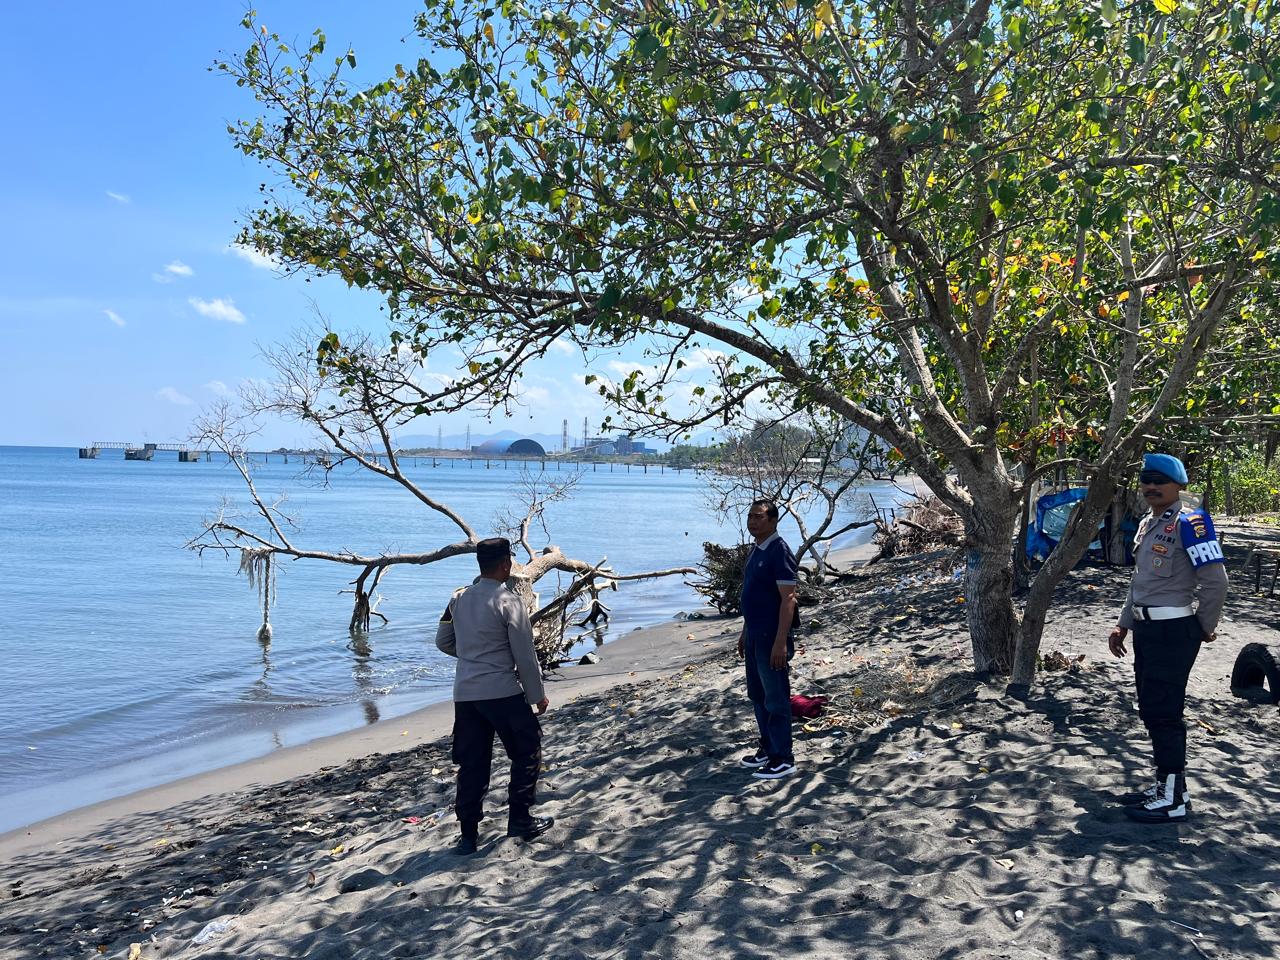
[3,528,1278,959]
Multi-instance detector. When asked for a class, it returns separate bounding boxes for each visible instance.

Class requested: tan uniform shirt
[1119,503,1229,634]
[435,578,545,705]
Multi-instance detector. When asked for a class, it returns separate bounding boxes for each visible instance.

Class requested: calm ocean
[0,445,907,831]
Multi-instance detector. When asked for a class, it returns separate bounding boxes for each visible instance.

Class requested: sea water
[0,445,911,831]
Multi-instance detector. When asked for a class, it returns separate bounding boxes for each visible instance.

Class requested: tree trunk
[1009,464,1133,690]
[1105,484,1129,566]
[1012,459,1036,594]
[964,503,1021,676]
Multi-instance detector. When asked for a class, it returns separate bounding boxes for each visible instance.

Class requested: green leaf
[1126,33,1147,63]
[1153,0,1177,13]
[634,29,660,59]
[1101,0,1118,25]
[1008,15,1026,52]
[714,90,743,115]
[597,285,622,310]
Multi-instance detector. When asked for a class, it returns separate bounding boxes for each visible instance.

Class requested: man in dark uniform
[436,537,553,854]
[1108,454,1228,823]
[736,499,800,780]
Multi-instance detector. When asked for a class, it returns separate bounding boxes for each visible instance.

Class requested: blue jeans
[744,632,793,763]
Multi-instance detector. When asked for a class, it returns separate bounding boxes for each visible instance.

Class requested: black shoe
[739,748,770,769]
[752,759,797,780]
[451,834,478,856]
[506,816,554,841]
[1120,781,1191,808]
[1123,774,1189,824]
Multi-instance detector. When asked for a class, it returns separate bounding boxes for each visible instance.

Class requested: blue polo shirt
[740,533,799,636]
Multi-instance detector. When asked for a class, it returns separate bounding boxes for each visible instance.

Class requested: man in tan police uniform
[1108,453,1228,823]
[436,538,553,854]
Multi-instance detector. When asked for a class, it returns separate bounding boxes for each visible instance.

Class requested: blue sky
[0,2,647,449]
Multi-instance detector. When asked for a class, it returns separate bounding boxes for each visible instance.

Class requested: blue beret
[1143,453,1188,484]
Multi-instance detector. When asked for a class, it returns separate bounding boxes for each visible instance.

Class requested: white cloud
[104,309,125,327]
[681,347,728,372]
[106,190,131,204]
[729,282,763,308]
[189,297,246,324]
[157,386,194,406]
[153,260,195,284]
[549,339,576,355]
[228,243,280,271]
[605,359,655,379]
[204,379,230,396]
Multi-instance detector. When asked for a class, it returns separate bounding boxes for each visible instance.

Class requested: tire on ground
[1229,643,1280,705]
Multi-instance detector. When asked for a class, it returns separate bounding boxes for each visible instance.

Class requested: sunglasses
[1139,471,1176,485]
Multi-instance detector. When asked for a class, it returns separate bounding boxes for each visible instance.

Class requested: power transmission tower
[437,425,442,450]
[466,424,471,451]
[561,419,569,453]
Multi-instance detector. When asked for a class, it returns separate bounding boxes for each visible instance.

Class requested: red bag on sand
[790,694,829,719]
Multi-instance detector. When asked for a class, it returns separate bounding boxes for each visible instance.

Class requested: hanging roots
[238,548,276,641]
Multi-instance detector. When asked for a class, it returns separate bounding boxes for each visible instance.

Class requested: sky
[0,2,656,449]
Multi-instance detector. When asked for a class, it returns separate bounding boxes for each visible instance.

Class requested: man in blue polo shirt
[737,499,800,780]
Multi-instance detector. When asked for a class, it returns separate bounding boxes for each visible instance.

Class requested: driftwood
[869,496,964,565]
[187,358,694,663]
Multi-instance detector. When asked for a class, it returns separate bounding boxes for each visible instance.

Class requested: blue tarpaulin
[1025,488,1103,561]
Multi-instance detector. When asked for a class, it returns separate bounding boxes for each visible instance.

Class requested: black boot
[1124,773,1189,823]
[1120,773,1191,808]
[452,823,480,855]
[506,815,554,841]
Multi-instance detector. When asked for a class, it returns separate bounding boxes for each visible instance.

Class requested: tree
[220,0,1280,688]
[699,414,888,580]
[187,333,694,667]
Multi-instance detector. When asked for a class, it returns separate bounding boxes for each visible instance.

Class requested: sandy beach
[3,531,1278,959]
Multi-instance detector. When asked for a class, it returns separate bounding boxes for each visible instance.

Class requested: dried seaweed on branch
[238,547,275,641]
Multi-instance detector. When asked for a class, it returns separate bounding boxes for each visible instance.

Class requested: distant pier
[77,445,679,474]
[80,442,198,462]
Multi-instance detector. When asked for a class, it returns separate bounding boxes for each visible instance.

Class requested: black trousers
[452,694,542,834]
[1132,616,1202,777]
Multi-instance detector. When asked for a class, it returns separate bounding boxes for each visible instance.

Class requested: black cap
[475,537,514,566]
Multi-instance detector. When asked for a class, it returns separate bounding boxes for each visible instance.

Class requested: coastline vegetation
[216,1,1280,690]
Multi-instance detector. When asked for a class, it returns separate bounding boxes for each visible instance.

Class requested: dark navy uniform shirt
[740,533,799,636]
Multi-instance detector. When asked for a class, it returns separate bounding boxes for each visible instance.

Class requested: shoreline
[7,532,1278,958]
[1,537,880,852]
[0,607,741,861]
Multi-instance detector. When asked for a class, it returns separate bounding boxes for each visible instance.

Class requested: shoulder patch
[1179,510,1224,567]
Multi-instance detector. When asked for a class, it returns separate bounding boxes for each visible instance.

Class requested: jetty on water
[76,445,678,474]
